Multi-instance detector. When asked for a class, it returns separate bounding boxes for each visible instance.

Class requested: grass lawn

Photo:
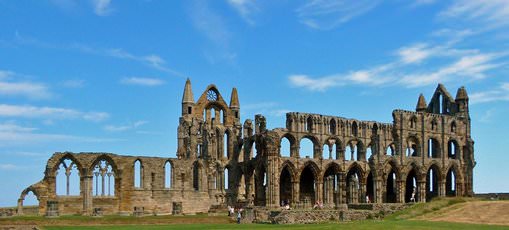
[42,220,509,230]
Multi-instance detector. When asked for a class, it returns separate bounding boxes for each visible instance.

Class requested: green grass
[386,197,469,220]
[43,220,509,230]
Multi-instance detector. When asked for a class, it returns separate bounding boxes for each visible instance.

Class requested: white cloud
[227,0,258,25]
[0,122,122,146]
[440,0,509,28]
[0,164,20,170]
[296,0,380,30]
[104,120,148,132]
[0,81,51,99]
[242,102,291,117]
[93,0,113,16]
[397,43,433,64]
[470,82,509,104]
[120,77,165,86]
[399,53,501,88]
[0,104,109,122]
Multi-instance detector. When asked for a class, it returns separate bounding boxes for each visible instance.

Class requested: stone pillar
[17,199,23,216]
[316,181,323,204]
[396,179,404,203]
[339,173,346,204]
[82,175,93,215]
[438,182,447,197]
[375,179,382,203]
[65,168,71,196]
[292,181,299,206]
[418,182,426,202]
[359,182,366,203]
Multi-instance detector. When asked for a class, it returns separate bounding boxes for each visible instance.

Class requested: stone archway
[299,165,317,205]
[405,168,419,203]
[279,166,293,206]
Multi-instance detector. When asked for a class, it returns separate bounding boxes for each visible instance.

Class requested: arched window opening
[164,161,172,188]
[56,159,80,196]
[252,142,257,158]
[300,137,314,158]
[448,140,458,159]
[193,162,200,191]
[299,165,316,205]
[133,160,142,188]
[323,166,338,206]
[224,132,229,159]
[386,146,394,156]
[446,168,457,196]
[224,168,229,190]
[351,122,358,136]
[372,123,378,135]
[306,116,313,132]
[197,144,202,158]
[410,117,417,129]
[451,121,456,133]
[210,108,216,122]
[255,167,267,206]
[366,173,374,203]
[366,147,372,160]
[323,144,330,159]
[280,166,293,206]
[220,110,224,124]
[386,170,397,203]
[280,137,291,157]
[438,94,443,114]
[347,167,361,204]
[428,138,440,158]
[329,119,336,134]
[21,191,39,216]
[431,119,437,131]
[93,160,115,196]
[426,167,439,201]
[405,169,418,203]
[345,145,355,161]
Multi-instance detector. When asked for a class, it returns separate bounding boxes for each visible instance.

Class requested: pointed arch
[133,159,142,188]
[90,155,117,196]
[164,160,173,188]
[280,133,296,157]
[299,135,319,158]
[299,162,320,205]
[426,163,441,202]
[55,158,80,196]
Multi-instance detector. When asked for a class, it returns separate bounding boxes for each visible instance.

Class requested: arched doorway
[322,164,339,207]
[254,166,267,206]
[299,164,317,205]
[446,167,457,196]
[346,165,362,204]
[385,168,397,203]
[366,172,375,203]
[18,189,39,216]
[426,165,440,201]
[279,166,293,206]
[405,168,419,203]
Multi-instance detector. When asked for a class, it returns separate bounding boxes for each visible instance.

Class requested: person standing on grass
[237,210,242,224]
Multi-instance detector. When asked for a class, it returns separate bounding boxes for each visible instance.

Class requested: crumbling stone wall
[18,81,474,216]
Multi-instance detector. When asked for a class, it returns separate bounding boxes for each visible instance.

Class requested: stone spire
[182,78,194,103]
[229,87,239,109]
[416,94,427,112]
[455,86,469,101]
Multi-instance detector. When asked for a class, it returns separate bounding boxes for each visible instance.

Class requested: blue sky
[1,0,509,207]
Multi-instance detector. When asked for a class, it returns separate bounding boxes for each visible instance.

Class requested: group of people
[280,199,291,210]
[227,206,243,224]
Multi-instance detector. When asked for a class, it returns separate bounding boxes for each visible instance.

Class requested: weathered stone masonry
[17,80,475,216]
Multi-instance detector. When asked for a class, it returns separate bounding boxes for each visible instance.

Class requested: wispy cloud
[189,0,237,63]
[0,70,51,99]
[93,0,113,16]
[227,0,258,25]
[104,120,148,132]
[120,77,165,86]
[0,104,109,122]
[0,122,121,146]
[12,33,184,77]
[0,164,21,170]
[470,83,509,104]
[296,0,381,30]
[439,0,509,29]
[289,36,507,91]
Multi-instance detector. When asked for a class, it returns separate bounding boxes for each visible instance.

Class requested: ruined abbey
[17,80,475,216]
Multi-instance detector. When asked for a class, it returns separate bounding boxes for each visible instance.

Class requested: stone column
[316,181,323,204]
[418,181,426,202]
[439,181,446,197]
[339,173,346,204]
[82,175,93,215]
[17,199,23,216]
[292,181,299,207]
[396,179,404,203]
[375,179,382,203]
[359,182,366,203]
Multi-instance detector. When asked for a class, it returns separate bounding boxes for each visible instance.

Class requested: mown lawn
[43,220,509,230]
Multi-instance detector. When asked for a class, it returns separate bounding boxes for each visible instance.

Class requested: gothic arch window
[428,138,440,158]
[410,116,417,129]
[300,137,315,158]
[224,167,229,190]
[164,161,172,188]
[329,119,336,134]
[451,121,457,133]
[193,162,200,191]
[134,160,142,188]
[280,136,291,157]
[93,159,115,196]
[372,123,378,135]
[351,121,358,136]
[56,158,80,196]
[207,89,218,101]
[224,131,229,159]
[448,140,458,159]
[306,116,313,132]
[431,119,437,131]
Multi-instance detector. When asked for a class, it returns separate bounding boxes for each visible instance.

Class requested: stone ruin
[16,79,475,217]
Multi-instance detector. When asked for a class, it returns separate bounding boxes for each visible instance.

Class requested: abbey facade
[18,80,475,216]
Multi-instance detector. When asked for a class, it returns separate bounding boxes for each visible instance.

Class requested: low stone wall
[250,203,411,224]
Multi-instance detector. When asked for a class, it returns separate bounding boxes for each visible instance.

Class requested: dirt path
[415,200,509,226]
